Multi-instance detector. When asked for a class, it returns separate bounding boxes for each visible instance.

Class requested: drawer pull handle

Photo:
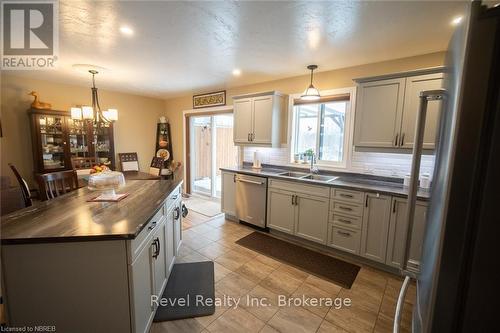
[172,194,178,200]
[339,206,352,211]
[340,193,353,198]
[337,231,351,237]
[338,218,351,224]
[148,221,157,231]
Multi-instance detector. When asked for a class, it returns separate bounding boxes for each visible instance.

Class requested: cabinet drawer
[329,212,362,230]
[331,188,364,204]
[130,207,165,263]
[328,225,361,255]
[166,185,182,212]
[331,201,364,217]
[269,179,330,198]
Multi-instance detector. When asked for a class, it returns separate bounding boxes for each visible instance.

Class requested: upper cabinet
[353,68,444,151]
[232,91,287,147]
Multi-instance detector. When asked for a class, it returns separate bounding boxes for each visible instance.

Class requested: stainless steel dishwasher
[235,174,267,228]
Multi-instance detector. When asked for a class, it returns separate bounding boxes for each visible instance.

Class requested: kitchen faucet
[310,154,319,174]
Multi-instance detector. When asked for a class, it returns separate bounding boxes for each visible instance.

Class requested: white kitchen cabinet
[328,225,361,255]
[386,198,428,272]
[360,193,392,263]
[354,78,406,148]
[400,73,444,149]
[165,211,175,273]
[353,69,444,150]
[232,91,286,147]
[221,171,236,217]
[152,222,168,297]
[295,193,329,244]
[267,188,295,234]
[173,199,182,255]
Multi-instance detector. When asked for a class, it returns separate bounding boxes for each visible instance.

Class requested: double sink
[277,171,338,183]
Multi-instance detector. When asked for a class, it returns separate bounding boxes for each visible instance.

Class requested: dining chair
[118,152,139,171]
[36,170,79,201]
[149,157,164,176]
[8,163,34,207]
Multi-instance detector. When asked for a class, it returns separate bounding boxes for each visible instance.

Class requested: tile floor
[151,210,414,333]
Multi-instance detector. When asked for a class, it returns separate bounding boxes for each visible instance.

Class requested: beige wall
[164,51,446,165]
[1,74,165,186]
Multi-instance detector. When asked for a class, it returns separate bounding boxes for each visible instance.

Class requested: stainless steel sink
[278,171,309,178]
[301,174,339,182]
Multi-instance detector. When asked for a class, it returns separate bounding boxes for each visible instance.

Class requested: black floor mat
[153,261,215,322]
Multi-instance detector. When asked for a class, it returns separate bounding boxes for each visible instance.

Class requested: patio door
[189,114,237,198]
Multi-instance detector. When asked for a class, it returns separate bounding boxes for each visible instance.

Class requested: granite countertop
[220,165,431,200]
[1,179,183,245]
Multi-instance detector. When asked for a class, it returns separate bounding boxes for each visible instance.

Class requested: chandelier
[70,70,118,124]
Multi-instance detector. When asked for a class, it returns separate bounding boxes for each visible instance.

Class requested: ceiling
[7,0,468,99]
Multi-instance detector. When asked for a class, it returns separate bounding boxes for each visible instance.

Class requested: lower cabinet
[173,199,183,255]
[267,182,329,245]
[328,225,361,254]
[360,193,392,263]
[221,171,237,216]
[165,211,175,273]
[386,198,428,272]
[152,222,168,298]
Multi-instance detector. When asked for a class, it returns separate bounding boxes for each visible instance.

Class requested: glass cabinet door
[66,117,90,159]
[94,125,113,167]
[38,115,66,170]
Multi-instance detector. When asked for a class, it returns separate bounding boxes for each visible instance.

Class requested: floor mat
[184,195,222,217]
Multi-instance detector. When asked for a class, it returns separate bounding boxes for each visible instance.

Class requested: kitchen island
[1,179,183,333]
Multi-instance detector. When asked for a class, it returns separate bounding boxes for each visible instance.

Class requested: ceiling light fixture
[70,70,118,160]
[451,16,463,26]
[301,65,320,101]
[120,25,134,36]
[232,68,242,76]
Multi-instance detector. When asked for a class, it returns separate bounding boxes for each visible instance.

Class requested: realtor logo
[1,0,59,69]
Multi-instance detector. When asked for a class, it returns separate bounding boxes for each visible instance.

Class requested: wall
[1,74,165,186]
[164,52,445,177]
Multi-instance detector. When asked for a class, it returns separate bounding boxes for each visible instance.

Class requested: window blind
[293,93,350,105]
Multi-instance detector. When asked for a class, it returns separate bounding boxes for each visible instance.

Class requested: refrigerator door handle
[394,89,446,333]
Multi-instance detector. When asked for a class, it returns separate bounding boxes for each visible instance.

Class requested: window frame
[288,87,356,170]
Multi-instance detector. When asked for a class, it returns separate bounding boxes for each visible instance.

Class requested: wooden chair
[71,157,97,169]
[149,157,164,176]
[8,163,34,207]
[36,170,79,201]
[118,152,139,172]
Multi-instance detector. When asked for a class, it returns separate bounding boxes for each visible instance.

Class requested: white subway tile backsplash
[242,146,435,179]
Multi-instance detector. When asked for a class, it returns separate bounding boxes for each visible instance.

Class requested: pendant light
[301,64,320,101]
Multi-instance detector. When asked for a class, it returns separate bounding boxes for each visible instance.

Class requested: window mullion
[317,104,325,160]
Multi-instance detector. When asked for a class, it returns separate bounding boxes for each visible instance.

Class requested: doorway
[188,114,237,198]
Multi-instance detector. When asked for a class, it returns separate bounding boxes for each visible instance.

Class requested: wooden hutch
[29,108,115,173]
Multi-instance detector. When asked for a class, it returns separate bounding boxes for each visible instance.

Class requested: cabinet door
[295,194,329,244]
[173,201,182,255]
[165,212,175,273]
[221,172,236,216]
[233,98,253,143]
[354,78,406,148]
[400,73,444,149]
[267,188,295,234]
[386,198,428,271]
[252,96,274,144]
[153,222,168,297]
[360,193,391,263]
[131,240,155,333]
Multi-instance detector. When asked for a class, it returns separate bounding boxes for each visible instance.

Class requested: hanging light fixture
[301,64,321,101]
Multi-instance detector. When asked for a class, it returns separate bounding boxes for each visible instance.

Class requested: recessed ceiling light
[120,26,134,36]
[451,16,463,26]
[232,68,242,76]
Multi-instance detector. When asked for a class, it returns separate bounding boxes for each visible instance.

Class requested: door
[153,222,168,297]
[386,198,428,271]
[66,117,92,160]
[173,201,182,255]
[267,188,295,234]
[221,172,236,216]
[131,239,155,333]
[233,98,253,143]
[189,114,237,198]
[295,193,329,244]
[360,193,391,263]
[400,73,444,149]
[164,212,175,273]
[354,78,406,148]
[252,96,274,144]
[35,114,68,172]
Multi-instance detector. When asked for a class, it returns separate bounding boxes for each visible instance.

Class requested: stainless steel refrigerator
[394,1,500,332]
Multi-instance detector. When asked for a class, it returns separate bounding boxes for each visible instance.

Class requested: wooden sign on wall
[193,90,226,109]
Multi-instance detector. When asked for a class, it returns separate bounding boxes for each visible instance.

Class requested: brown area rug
[236,232,360,289]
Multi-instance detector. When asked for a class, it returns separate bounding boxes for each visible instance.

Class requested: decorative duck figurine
[29,91,52,110]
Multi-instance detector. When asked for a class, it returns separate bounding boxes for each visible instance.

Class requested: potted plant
[303,149,315,163]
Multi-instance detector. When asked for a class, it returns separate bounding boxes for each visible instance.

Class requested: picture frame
[193,90,226,109]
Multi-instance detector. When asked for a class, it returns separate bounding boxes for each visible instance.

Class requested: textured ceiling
[6,0,467,98]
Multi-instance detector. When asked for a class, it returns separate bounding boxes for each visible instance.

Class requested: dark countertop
[220,165,431,201]
[1,179,182,245]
